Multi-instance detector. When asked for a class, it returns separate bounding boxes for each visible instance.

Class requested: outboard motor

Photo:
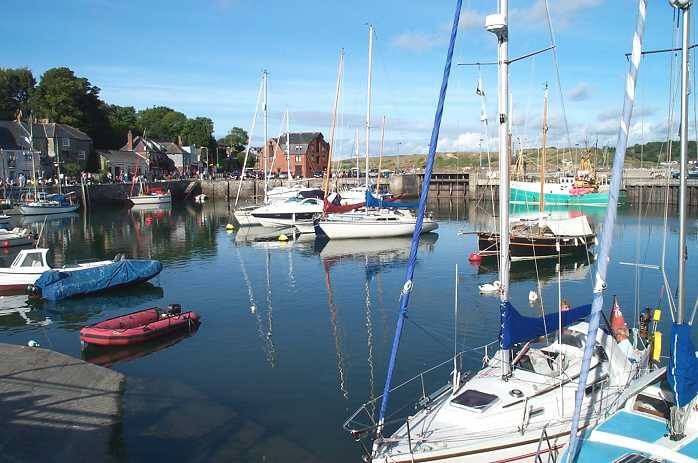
[167,304,182,316]
[26,284,42,299]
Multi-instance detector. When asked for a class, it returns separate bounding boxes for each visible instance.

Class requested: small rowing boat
[80,305,200,347]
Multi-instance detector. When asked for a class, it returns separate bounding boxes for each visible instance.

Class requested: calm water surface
[1,200,697,462]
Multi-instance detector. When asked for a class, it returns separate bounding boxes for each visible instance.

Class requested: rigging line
[234,73,265,207]
[543,0,573,159]
[405,316,455,352]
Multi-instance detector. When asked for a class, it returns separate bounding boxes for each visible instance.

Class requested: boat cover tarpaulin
[323,198,364,214]
[668,323,698,407]
[499,301,592,349]
[365,191,417,209]
[34,259,162,301]
[542,215,593,237]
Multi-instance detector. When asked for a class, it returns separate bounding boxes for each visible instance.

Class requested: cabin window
[613,454,660,463]
[21,253,44,268]
[62,138,70,147]
[633,394,671,420]
[559,331,586,349]
[451,389,498,411]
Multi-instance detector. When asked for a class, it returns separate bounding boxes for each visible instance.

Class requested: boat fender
[27,340,40,347]
[226,223,235,231]
[278,234,289,242]
[652,331,662,362]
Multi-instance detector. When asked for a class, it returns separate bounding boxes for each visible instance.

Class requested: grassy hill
[333,140,692,173]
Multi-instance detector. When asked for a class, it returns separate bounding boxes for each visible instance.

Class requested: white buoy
[27,340,40,347]
[478,280,501,294]
[529,290,539,303]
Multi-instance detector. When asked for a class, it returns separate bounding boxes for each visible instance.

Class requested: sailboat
[317,25,438,239]
[474,86,596,261]
[343,2,650,461]
[563,1,698,461]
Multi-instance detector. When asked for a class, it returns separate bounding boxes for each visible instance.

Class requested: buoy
[468,252,482,263]
[27,340,40,347]
[528,290,539,303]
[226,223,235,231]
[278,234,289,242]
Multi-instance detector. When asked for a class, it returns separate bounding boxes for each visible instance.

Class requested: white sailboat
[344,2,650,461]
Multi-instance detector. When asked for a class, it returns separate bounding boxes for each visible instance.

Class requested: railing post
[420,373,426,400]
[406,418,415,463]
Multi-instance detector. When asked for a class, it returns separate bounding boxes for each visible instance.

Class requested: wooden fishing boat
[80,305,200,347]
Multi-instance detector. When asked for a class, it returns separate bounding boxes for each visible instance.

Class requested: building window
[62,138,70,148]
[295,155,302,163]
[78,150,86,160]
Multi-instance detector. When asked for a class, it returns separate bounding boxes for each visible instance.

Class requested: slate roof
[98,150,146,164]
[271,132,324,155]
[0,121,92,150]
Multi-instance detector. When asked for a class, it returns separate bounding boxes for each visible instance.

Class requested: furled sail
[668,323,698,407]
[365,191,417,209]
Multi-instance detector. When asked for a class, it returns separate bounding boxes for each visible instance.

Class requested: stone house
[259,132,329,178]
[119,131,176,176]
[0,120,93,179]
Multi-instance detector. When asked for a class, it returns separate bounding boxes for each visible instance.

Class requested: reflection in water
[82,324,199,367]
[323,259,349,400]
[264,250,277,367]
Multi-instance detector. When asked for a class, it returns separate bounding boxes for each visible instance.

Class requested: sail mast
[678,1,690,324]
[365,24,374,189]
[540,85,548,213]
[486,0,511,378]
[263,70,268,204]
[355,128,359,184]
[376,116,386,193]
[324,49,344,198]
[286,108,291,184]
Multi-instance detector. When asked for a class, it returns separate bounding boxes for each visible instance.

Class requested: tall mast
[29,118,38,199]
[377,116,386,192]
[678,1,691,324]
[365,24,374,188]
[286,108,291,184]
[263,70,268,203]
[324,49,344,198]
[540,85,549,213]
[486,0,510,378]
[355,128,360,184]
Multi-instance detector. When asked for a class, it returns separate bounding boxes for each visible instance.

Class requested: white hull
[319,217,438,239]
[293,221,317,234]
[233,207,262,226]
[129,193,171,205]
[0,258,113,293]
[19,204,79,216]
[256,215,318,228]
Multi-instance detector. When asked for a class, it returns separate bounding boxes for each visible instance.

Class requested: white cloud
[391,31,444,52]
[513,0,603,28]
[568,82,591,101]
[392,8,484,52]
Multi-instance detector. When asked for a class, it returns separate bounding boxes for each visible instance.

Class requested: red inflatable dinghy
[80,305,200,347]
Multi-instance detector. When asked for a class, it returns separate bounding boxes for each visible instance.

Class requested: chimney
[177,135,182,147]
[127,130,133,151]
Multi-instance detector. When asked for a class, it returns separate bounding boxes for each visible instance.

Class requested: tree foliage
[104,104,138,147]
[137,106,187,141]
[218,127,248,153]
[181,117,216,151]
[0,68,35,120]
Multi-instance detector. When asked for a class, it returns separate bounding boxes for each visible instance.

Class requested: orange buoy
[468,252,482,263]
[610,297,629,342]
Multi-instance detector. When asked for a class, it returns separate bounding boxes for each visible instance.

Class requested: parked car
[312,171,324,178]
[278,172,289,179]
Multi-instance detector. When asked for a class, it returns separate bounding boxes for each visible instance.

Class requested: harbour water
[0,200,696,462]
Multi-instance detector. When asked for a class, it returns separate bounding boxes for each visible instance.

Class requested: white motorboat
[317,209,438,239]
[251,196,324,228]
[233,205,262,226]
[339,186,369,205]
[0,248,114,294]
[267,185,322,204]
[129,189,171,205]
[0,228,35,248]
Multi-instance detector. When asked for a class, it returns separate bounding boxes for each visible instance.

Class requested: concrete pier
[0,343,124,462]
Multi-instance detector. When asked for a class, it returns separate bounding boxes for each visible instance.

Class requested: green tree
[0,68,35,120]
[28,67,112,148]
[181,117,214,148]
[218,127,248,153]
[104,104,138,147]
[137,106,186,141]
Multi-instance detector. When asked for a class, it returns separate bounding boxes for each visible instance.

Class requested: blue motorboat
[28,257,162,301]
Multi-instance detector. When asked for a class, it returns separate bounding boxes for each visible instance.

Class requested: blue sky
[1,0,692,157]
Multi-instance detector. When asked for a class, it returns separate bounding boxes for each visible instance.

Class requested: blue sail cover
[500,301,592,349]
[668,323,698,407]
[34,259,162,301]
[365,191,417,209]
